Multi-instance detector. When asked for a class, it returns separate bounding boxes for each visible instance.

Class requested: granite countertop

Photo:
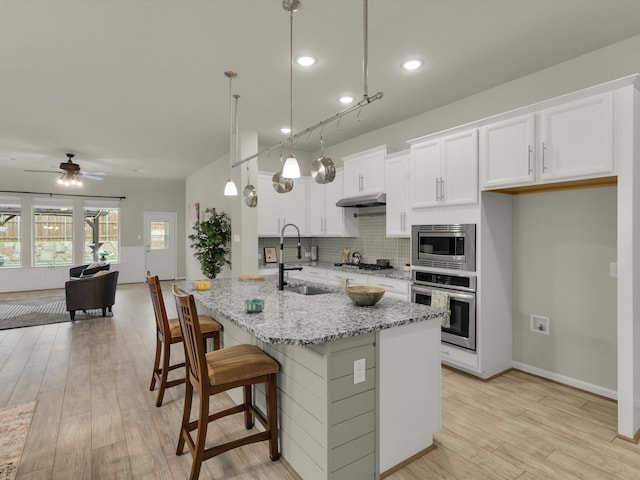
[181,276,443,346]
[260,261,411,281]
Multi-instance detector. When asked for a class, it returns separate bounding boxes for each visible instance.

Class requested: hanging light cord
[234,0,382,168]
[289,5,294,157]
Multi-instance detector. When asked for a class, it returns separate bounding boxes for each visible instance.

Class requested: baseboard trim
[380,443,437,479]
[616,429,640,444]
[511,361,617,400]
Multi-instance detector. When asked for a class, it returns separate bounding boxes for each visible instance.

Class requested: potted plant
[99,250,112,262]
[188,208,232,279]
[0,254,6,266]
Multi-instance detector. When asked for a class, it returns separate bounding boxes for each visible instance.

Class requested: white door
[144,211,177,280]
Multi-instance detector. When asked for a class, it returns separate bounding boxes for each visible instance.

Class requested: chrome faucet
[278,223,303,290]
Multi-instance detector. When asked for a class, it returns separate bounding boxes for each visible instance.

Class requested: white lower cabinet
[367,276,409,301]
[440,343,479,372]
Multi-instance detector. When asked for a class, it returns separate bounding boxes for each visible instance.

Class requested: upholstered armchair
[65,270,119,320]
[69,262,110,279]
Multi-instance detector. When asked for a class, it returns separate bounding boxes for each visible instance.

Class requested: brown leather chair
[65,270,119,320]
[172,285,280,480]
[146,272,222,407]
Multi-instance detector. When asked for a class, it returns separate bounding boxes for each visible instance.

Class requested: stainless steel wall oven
[411,269,477,351]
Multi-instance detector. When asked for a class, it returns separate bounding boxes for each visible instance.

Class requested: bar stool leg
[267,373,280,461]
[177,378,193,456]
[149,337,161,391]
[243,385,254,429]
[190,394,210,480]
[155,340,171,407]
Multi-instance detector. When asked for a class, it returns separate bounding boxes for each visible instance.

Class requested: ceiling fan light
[224,179,238,196]
[282,155,301,179]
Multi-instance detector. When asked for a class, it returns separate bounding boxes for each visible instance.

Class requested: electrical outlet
[353,358,366,384]
[530,314,550,335]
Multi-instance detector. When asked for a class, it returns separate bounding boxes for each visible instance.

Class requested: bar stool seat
[146,272,221,407]
[172,285,280,480]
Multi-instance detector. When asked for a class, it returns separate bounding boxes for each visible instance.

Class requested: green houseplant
[188,208,232,279]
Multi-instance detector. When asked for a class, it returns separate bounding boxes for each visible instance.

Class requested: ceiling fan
[25,153,106,184]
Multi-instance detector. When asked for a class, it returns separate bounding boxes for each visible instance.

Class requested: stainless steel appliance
[411,269,476,351]
[411,224,476,271]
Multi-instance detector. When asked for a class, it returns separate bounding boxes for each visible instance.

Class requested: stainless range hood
[336,192,386,208]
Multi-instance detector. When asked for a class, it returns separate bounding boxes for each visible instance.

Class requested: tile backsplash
[258,206,410,268]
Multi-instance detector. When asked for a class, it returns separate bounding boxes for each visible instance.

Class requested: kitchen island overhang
[181,276,444,479]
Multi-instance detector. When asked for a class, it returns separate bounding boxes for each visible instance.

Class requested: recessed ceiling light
[295,55,317,67]
[402,59,423,71]
[281,127,291,134]
[339,95,355,105]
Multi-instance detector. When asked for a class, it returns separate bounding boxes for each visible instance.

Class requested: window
[150,221,169,250]
[84,203,120,263]
[0,197,21,266]
[33,203,73,265]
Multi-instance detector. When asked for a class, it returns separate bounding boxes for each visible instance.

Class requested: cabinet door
[480,113,536,189]
[258,174,281,236]
[361,151,386,194]
[540,92,613,181]
[386,152,410,237]
[442,129,478,206]
[280,178,308,236]
[324,170,348,236]
[342,159,362,197]
[410,139,441,208]
[308,180,326,236]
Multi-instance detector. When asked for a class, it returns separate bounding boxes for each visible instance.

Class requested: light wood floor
[1,282,639,480]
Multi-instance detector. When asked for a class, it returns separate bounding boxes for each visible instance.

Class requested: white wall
[512,187,617,390]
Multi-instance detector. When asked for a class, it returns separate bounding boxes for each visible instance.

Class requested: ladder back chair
[146,272,221,407]
[172,285,280,480]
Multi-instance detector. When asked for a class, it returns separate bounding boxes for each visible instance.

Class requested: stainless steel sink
[284,284,333,296]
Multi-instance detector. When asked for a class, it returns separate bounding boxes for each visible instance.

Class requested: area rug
[0,401,36,480]
[0,296,105,330]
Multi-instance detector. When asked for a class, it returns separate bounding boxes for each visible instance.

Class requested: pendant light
[282,0,301,179]
[224,71,239,196]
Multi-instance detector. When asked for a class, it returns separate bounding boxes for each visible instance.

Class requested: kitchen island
[182,276,444,479]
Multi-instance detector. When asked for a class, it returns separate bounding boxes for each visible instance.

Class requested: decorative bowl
[245,298,264,313]
[194,280,211,291]
[345,286,385,306]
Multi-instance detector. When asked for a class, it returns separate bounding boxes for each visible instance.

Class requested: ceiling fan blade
[81,174,105,180]
[24,169,61,174]
[81,171,106,176]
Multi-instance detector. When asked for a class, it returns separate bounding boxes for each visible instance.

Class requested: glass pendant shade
[224,178,238,196]
[282,154,301,178]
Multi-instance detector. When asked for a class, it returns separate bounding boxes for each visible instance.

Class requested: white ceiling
[2,0,640,181]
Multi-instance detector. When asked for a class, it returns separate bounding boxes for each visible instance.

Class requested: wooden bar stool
[146,272,222,407]
[172,285,280,480]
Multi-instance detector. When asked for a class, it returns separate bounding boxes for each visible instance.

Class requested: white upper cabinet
[480,92,614,190]
[342,145,394,197]
[539,92,613,181]
[257,173,308,236]
[480,113,536,189]
[385,150,411,237]
[409,129,478,209]
[308,170,358,237]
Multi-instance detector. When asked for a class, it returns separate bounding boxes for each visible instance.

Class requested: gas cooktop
[334,262,393,271]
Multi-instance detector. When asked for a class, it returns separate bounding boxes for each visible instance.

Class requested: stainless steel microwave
[411,224,476,271]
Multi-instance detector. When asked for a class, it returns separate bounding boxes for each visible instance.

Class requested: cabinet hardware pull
[542,142,548,172]
[440,177,445,201]
[435,177,440,201]
[527,145,533,174]
[441,350,450,356]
